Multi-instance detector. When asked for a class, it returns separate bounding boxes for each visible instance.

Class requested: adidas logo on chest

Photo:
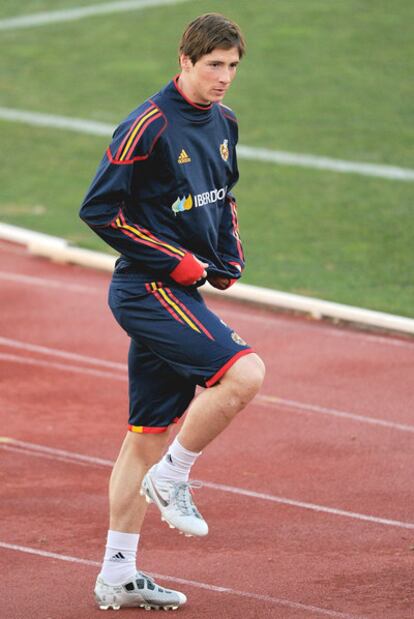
[177,149,191,164]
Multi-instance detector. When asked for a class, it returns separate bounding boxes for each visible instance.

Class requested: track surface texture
[0,239,413,619]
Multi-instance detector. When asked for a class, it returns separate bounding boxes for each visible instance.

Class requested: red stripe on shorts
[165,287,215,341]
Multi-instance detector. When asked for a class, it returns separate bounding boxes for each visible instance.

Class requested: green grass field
[1,0,413,316]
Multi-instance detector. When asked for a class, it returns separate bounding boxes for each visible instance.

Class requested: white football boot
[94,571,187,611]
[141,465,208,537]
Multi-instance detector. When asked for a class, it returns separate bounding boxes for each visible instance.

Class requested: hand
[194,260,209,283]
[207,274,232,290]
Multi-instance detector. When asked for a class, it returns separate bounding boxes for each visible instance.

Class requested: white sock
[154,436,201,484]
[100,530,140,585]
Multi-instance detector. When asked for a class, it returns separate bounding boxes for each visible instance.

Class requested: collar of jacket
[165,75,214,123]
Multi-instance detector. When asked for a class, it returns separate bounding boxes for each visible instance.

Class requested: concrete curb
[1,222,413,336]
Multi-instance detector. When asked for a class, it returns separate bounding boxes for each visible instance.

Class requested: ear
[179,54,193,72]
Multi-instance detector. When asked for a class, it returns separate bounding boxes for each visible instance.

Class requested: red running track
[0,239,413,619]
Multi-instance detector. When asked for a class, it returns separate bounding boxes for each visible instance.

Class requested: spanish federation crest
[220,139,229,162]
[231,331,247,346]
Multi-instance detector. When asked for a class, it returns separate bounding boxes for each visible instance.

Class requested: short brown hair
[179,13,246,65]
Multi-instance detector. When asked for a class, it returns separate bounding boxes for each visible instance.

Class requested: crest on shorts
[220,139,229,161]
[231,331,246,346]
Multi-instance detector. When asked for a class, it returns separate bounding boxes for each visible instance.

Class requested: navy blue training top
[80,76,245,285]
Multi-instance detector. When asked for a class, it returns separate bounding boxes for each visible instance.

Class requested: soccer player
[80,13,265,611]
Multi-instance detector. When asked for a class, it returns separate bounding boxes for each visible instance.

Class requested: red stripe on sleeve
[115,105,156,160]
[111,221,182,259]
[123,113,162,161]
[229,198,244,262]
[113,211,185,259]
[117,211,185,258]
[106,146,149,165]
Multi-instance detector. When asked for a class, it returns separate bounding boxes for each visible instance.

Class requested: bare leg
[136,354,265,538]
[96,430,188,609]
[109,429,172,532]
[177,353,265,452]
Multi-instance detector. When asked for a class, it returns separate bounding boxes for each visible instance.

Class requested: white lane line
[0,240,27,255]
[0,336,125,370]
[0,444,94,467]
[259,395,414,434]
[204,482,414,531]
[216,307,414,350]
[0,271,103,293]
[0,107,413,182]
[304,325,414,350]
[0,437,113,466]
[0,352,125,380]
[1,342,413,434]
[0,0,191,31]
[2,437,414,531]
[0,542,360,618]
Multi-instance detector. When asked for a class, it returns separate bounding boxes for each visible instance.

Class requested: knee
[123,429,172,467]
[241,353,266,395]
[223,353,265,404]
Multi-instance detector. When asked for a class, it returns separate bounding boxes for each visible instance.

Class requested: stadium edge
[1,222,413,337]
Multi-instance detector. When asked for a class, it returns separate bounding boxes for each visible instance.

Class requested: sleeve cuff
[170,253,205,286]
[228,261,243,273]
[224,278,237,289]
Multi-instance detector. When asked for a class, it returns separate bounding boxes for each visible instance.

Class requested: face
[179,47,240,104]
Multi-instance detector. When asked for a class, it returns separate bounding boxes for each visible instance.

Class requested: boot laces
[173,481,202,516]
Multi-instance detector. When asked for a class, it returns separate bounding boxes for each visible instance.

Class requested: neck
[177,74,211,107]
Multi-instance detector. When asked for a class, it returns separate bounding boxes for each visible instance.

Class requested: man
[80,13,265,611]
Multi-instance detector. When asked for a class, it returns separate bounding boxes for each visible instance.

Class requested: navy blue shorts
[108,274,253,433]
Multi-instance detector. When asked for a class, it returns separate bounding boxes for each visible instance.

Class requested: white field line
[0,108,111,135]
[0,0,191,31]
[237,145,414,181]
[0,106,413,182]
[1,337,413,434]
[0,543,360,619]
[2,267,414,350]
[1,437,413,532]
